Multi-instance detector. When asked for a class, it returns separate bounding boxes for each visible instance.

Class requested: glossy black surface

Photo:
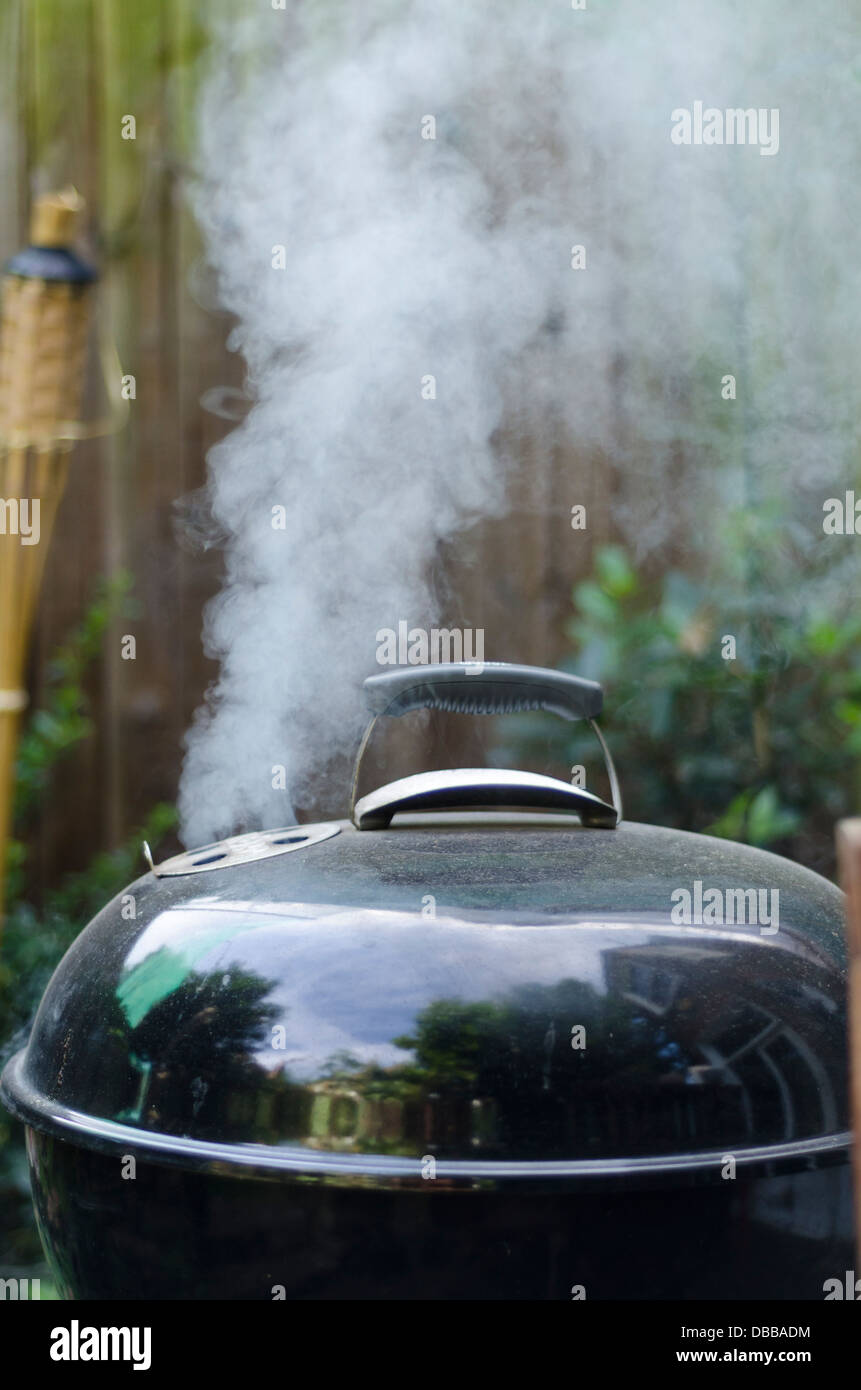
[27,1130,855,1300]
[2,816,850,1177]
[3,809,854,1301]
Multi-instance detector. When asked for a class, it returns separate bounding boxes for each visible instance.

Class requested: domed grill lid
[0,665,851,1189]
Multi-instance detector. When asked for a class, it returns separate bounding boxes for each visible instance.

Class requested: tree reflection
[122,961,281,1142]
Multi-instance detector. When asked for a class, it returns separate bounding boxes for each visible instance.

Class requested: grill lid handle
[353,661,621,828]
[353,768,617,830]
[363,662,602,721]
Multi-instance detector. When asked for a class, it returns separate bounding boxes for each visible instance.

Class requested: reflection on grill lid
[0,819,850,1188]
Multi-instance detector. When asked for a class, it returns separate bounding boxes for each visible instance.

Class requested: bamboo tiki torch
[0,190,97,936]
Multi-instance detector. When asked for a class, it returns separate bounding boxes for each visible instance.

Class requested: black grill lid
[1,815,850,1189]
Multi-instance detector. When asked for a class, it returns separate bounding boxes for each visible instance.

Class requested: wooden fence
[0,0,618,887]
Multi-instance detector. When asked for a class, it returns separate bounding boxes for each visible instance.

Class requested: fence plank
[8,3,623,877]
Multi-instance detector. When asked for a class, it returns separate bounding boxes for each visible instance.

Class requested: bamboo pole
[0,190,97,937]
[836,817,861,1268]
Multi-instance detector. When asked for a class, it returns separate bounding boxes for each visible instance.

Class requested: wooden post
[837,817,861,1265]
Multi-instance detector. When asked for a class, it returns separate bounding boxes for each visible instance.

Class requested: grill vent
[148,822,340,878]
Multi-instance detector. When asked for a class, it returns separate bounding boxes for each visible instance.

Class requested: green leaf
[706,786,801,847]
[595,545,638,599]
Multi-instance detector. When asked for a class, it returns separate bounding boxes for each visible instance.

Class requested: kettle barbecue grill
[1,662,853,1299]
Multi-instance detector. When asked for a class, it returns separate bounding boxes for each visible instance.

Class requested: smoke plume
[179,0,861,846]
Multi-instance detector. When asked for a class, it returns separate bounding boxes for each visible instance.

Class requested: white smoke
[179,0,861,846]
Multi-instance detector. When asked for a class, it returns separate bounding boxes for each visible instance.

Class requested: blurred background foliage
[0,578,177,1294]
[499,514,861,880]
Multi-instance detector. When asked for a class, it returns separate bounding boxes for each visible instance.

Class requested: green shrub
[496,519,861,878]
[0,576,177,1280]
